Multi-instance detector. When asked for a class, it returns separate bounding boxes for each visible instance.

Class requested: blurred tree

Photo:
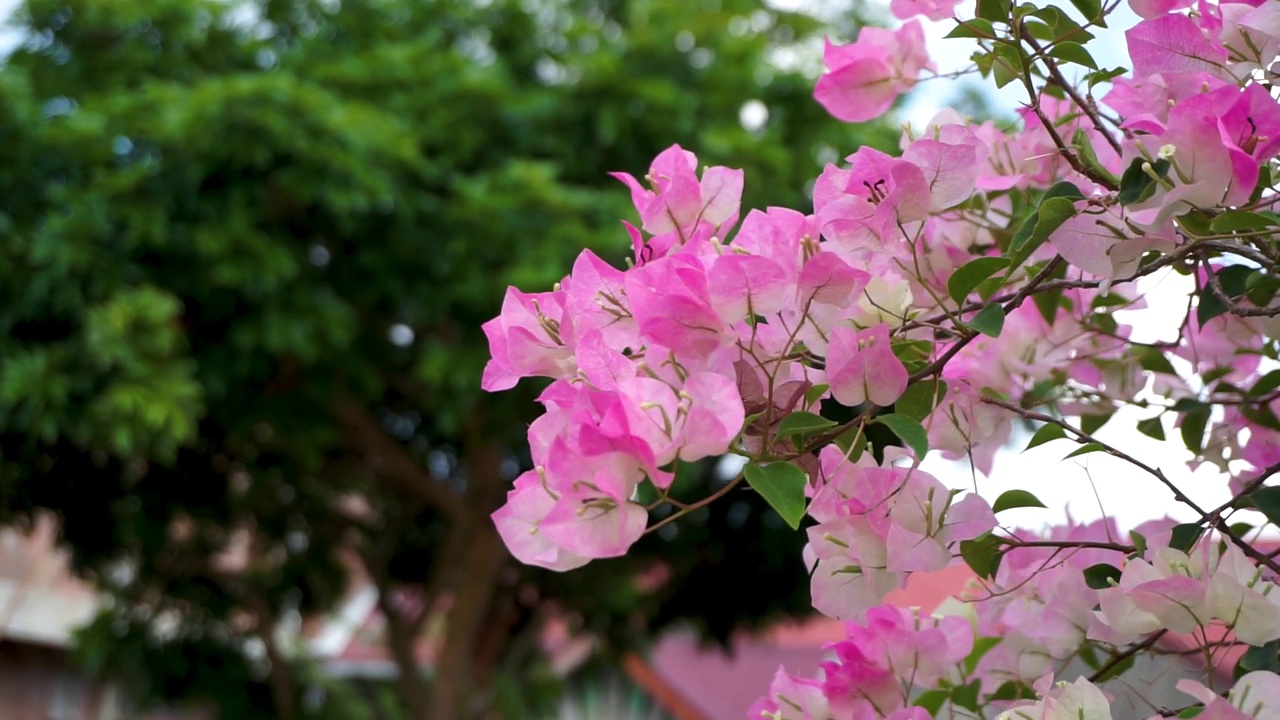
[0,0,896,717]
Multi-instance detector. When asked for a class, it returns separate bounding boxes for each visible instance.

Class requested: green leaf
[1248,486,1280,528]
[1049,41,1097,69]
[804,383,830,407]
[991,43,1024,88]
[1198,264,1254,325]
[1171,397,1209,413]
[1029,5,1095,43]
[1092,651,1135,682]
[977,0,1012,23]
[832,427,867,463]
[946,18,997,39]
[992,489,1047,513]
[1169,522,1204,552]
[1005,183,1083,273]
[1137,346,1179,376]
[989,681,1036,701]
[873,414,929,458]
[1024,422,1068,451]
[965,304,1006,337]
[896,380,948,422]
[1210,210,1280,233]
[1083,563,1122,589]
[744,463,808,530]
[1249,370,1280,400]
[951,680,982,712]
[913,689,950,715]
[1087,67,1126,88]
[960,533,1004,579]
[1180,407,1210,455]
[948,257,1011,304]
[1136,415,1165,441]
[1247,273,1280,307]
[1178,707,1205,718]
[1130,530,1147,557]
[1071,128,1119,187]
[1118,157,1169,206]
[777,411,838,438]
[1063,442,1106,459]
[1079,412,1110,434]
[1067,0,1103,23]
[964,636,1002,675]
[1237,639,1280,676]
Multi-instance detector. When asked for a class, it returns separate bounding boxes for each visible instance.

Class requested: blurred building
[0,516,211,720]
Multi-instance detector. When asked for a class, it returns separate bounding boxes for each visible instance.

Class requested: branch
[978,396,1209,517]
[1019,27,1123,158]
[1089,630,1167,683]
[333,398,465,519]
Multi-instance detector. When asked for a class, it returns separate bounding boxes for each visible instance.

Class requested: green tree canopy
[0,0,895,717]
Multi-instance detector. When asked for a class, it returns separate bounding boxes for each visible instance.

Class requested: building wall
[0,641,110,720]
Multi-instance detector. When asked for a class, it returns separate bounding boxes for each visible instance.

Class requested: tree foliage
[0,0,896,717]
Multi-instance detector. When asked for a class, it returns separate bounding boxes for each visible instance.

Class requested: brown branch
[1089,630,1167,683]
[333,398,465,518]
[1019,27,1123,158]
[978,396,1208,516]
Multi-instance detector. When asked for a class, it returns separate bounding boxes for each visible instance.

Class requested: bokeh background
[0,0,1012,718]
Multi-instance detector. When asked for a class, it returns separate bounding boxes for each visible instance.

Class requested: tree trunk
[428,418,509,720]
[376,581,432,719]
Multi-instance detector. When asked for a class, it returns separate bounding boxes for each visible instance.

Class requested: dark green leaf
[1067,0,1103,23]
[1087,67,1126,88]
[744,463,808,530]
[1024,423,1068,451]
[1006,184,1083,273]
[1130,530,1147,557]
[960,533,1004,580]
[951,680,982,712]
[992,489,1047,513]
[1180,408,1210,455]
[965,304,1006,337]
[949,257,1011,304]
[1198,264,1255,325]
[1247,273,1280,307]
[1237,639,1280,675]
[977,0,1013,23]
[1092,651,1135,682]
[777,411,838,437]
[833,427,867,463]
[873,414,929,458]
[804,383,830,407]
[1169,523,1204,552]
[1210,211,1280,233]
[1063,442,1106,459]
[946,18,997,39]
[1080,412,1110,434]
[1136,416,1165,441]
[964,637,1002,675]
[1049,41,1098,69]
[1137,346,1179,376]
[1250,371,1280,399]
[1248,486,1280,528]
[914,689,950,715]
[896,380,948,422]
[1118,157,1169,206]
[989,681,1036,701]
[1083,563,1121,589]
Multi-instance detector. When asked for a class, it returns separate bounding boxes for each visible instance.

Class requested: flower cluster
[482,0,1280,716]
[750,604,973,720]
